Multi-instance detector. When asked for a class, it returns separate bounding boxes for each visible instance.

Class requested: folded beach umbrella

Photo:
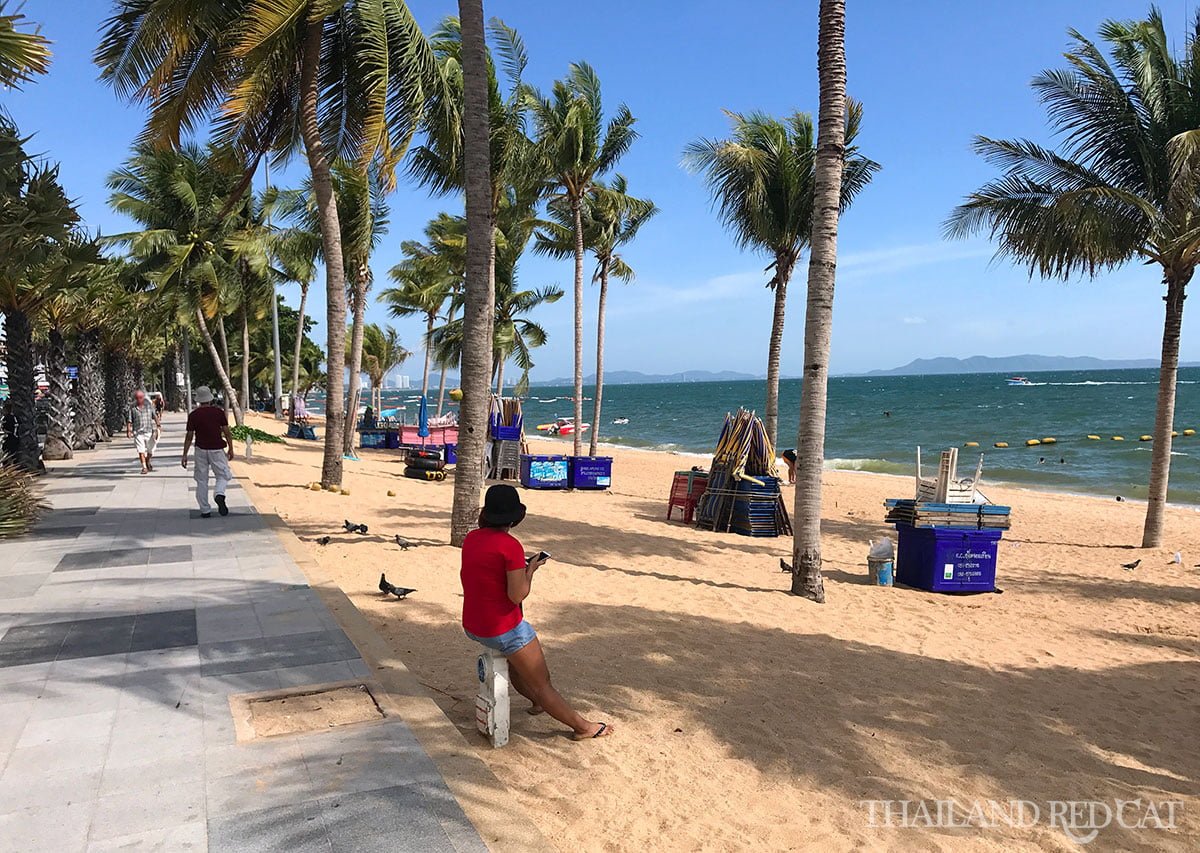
[417,395,430,441]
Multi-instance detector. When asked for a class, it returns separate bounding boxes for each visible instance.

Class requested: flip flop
[573,722,612,741]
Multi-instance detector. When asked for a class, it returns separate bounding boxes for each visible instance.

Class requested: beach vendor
[460,484,613,741]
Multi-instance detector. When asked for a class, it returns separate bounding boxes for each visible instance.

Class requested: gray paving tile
[0,736,109,782]
[85,821,207,852]
[0,572,49,600]
[0,765,103,815]
[89,777,206,842]
[0,800,94,853]
[320,784,460,853]
[16,708,116,749]
[208,799,331,853]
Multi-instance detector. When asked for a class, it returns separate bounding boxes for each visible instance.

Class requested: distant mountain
[865,355,1200,376]
[532,369,760,386]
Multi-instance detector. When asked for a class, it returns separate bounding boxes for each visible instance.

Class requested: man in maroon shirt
[181,387,235,518]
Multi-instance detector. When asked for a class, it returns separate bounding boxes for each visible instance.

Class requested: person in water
[782,449,797,484]
[460,484,612,741]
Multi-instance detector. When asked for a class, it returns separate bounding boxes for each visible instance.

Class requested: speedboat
[1006,376,1034,386]
[537,417,591,436]
[612,417,629,425]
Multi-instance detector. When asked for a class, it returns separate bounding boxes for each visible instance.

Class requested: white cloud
[837,240,993,281]
[901,315,926,325]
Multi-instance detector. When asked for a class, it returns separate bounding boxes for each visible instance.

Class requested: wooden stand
[474,647,510,748]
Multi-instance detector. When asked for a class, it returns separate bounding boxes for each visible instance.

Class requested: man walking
[126,389,161,474]
[181,386,235,518]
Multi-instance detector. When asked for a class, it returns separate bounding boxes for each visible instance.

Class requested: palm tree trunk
[1141,274,1189,547]
[300,17,349,488]
[451,0,497,546]
[589,260,611,457]
[165,342,182,412]
[195,307,244,426]
[343,264,368,456]
[240,300,251,417]
[790,0,847,604]
[103,349,128,437]
[764,253,795,452]
[45,327,74,458]
[75,329,105,442]
[571,197,585,459]
[436,303,456,417]
[182,329,193,411]
[3,309,39,471]
[421,313,434,398]
[290,283,309,424]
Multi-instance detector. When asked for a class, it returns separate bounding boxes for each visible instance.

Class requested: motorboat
[536,417,591,436]
[1006,376,1034,386]
[611,417,629,425]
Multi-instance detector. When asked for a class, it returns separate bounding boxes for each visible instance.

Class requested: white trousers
[194,448,231,513]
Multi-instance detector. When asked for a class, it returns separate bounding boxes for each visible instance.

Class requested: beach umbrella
[418,395,430,440]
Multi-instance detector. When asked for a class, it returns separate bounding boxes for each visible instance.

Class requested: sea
[317,367,1200,504]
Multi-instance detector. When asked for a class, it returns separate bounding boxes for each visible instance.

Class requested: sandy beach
[234,413,1200,851]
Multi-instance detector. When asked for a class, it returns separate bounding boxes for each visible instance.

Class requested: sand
[234,413,1200,851]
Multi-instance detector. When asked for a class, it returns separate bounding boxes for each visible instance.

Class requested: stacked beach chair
[694,409,791,537]
[488,396,525,481]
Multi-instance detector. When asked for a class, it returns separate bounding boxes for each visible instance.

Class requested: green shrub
[230,425,285,444]
[0,464,48,538]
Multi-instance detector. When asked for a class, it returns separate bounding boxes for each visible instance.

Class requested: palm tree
[684,105,879,450]
[0,118,79,471]
[451,0,495,546]
[381,248,456,399]
[96,0,447,488]
[359,323,409,412]
[536,175,657,454]
[105,143,247,424]
[0,1,50,88]
[947,8,1200,549]
[527,64,638,457]
[789,0,850,604]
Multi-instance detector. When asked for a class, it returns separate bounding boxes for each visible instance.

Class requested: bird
[394,534,411,551]
[343,519,368,534]
[316,536,331,546]
[378,573,416,600]
[1121,559,1141,571]
[779,558,792,573]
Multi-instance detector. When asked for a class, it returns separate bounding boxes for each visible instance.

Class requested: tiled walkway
[0,417,488,852]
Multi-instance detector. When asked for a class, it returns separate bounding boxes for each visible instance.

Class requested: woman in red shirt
[461,485,612,740]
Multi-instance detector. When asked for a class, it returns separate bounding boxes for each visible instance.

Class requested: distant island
[532,369,760,386]
[864,354,1200,377]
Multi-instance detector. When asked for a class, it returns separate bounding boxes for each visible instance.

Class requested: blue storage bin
[385,430,401,449]
[569,456,612,489]
[359,430,387,449]
[895,525,1001,592]
[492,425,522,441]
[444,443,457,464]
[520,455,569,489]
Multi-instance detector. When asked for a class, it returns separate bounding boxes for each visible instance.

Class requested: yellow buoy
[1041,437,1057,444]
[1171,431,1179,437]
[1086,434,1101,441]
[1112,436,1125,441]
[387,489,396,497]
[340,488,350,496]
[308,482,321,491]
[994,442,1009,448]
[325,484,340,492]
[1139,435,1152,442]
[449,388,464,401]
[1185,429,1196,436]
[964,441,979,447]
[1026,439,1042,447]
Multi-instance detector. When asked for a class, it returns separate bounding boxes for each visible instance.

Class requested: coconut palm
[947,8,1200,549]
[527,63,638,457]
[787,0,851,604]
[536,175,657,454]
[104,143,248,424]
[684,104,879,451]
[359,323,409,411]
[96,0,447,488]
[0,1,50,88]
[0,118,79,471]
[449,0,496,545]
[381,248,456,400]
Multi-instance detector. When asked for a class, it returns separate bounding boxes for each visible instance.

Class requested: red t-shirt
[187,405,228,450]
[461,527,526,637]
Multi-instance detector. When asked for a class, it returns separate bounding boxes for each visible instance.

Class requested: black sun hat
[481,484,527,527]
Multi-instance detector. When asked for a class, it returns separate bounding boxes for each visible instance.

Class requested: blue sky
[6,0,1198,379]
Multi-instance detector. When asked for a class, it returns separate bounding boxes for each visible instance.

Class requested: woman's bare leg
[506,667,544,714]
[506,637,611,739]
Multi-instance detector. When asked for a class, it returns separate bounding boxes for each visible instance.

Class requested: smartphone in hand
[528,551,551,565]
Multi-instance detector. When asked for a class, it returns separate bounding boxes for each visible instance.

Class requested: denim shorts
[465,619,537,656]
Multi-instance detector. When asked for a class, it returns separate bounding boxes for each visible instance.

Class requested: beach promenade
[0,416,500,852]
